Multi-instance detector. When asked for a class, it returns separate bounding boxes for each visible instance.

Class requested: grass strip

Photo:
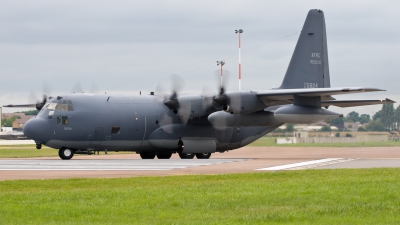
[1,138,400,159]
[1,169,400,224]
[249,137,400,147]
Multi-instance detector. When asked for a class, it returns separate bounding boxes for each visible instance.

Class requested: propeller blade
[28,90,38,105]
[2,104,37,108]
[214,69,231,95]
[158,113,174,133]
[71,81,83,93]
[177,100,191,125]
[42,81,53,97]
[153,83,167,104]
[89,83,100,93]
[171,74,185,96]
[201,85,214,112]
[227,92,242,114]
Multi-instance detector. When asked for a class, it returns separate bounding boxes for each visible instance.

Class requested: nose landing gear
[59,147,75,160]
[36,143,42,149]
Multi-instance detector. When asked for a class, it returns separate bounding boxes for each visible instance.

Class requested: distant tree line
[330,103,400,132]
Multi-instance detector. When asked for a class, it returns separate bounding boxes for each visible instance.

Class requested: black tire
[59,148,74,160]
[140,152,156,159]
[157,152,172,159]
[178,152,195,159]
[196,153,211,159]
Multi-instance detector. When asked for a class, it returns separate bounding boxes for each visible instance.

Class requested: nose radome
[23,119,35,139]
[23,118,51,143]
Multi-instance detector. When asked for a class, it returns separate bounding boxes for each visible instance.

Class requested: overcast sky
[1,0,399,116]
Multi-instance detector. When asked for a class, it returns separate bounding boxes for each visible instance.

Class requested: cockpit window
[48,103,57,110]
[50,100,74,111]
[41,103,50,111]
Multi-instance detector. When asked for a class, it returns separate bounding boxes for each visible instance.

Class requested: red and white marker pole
[235,29,243,91]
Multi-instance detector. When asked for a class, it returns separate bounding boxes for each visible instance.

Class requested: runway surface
[1,146,400,180]
[0,159,244,171]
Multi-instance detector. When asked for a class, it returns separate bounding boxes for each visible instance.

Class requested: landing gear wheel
[59,148,74,160]
[196,153,211,159]
[179,152,195,159]
[36,144,42,149]
[156,152,172,159]
[140,152,156,159]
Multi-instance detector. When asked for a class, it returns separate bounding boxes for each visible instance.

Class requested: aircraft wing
[256,87,384,101]
[321,98,395,108]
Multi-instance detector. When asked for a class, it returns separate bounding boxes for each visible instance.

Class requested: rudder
[279,9,330,89]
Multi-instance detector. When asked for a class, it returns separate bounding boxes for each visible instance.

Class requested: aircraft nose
[23,118,51,143]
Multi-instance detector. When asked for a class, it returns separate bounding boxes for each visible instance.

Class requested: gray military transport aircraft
[4,9,394,160]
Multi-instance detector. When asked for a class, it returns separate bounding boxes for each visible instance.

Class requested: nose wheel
[36,143,42,149]
[59,148,74,160]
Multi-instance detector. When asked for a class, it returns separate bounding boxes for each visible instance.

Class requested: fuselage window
[111,126,120,134]
[57,116,68,125]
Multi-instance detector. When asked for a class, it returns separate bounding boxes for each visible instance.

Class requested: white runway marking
[256,158,345,171]
[0,159,243,171]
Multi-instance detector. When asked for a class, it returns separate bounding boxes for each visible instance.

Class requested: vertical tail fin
[279,9,330,89]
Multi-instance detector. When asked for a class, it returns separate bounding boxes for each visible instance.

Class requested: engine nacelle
[208,111,281,129]
[273,105,342,124]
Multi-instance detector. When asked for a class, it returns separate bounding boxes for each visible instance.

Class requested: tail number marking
[304,83,318,88]
[310,53,321,64]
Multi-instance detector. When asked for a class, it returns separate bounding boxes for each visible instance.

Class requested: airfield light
[235,29,243,91]
[216,60,225,88]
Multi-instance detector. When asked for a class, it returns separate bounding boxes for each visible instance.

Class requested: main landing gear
[179,153,211,159]
[59,148,75,160]
[139,152,173,159]
[157,152,173,159]
[178,152,195,159]
[140,152,156,159]
[195,153,211,159]
[138,152,212,159]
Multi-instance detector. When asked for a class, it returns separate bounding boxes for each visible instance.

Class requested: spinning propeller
[71,82,100,93]
[155,75,192,126]
[3,81,52,111]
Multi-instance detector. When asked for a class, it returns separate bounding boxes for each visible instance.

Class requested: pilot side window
[57,116,68,125]
[111,126,120,134]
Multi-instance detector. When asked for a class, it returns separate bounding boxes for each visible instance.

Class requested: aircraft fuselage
[25,93,282,155]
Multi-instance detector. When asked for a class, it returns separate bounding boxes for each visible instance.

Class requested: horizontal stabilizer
[322,98,395,108]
